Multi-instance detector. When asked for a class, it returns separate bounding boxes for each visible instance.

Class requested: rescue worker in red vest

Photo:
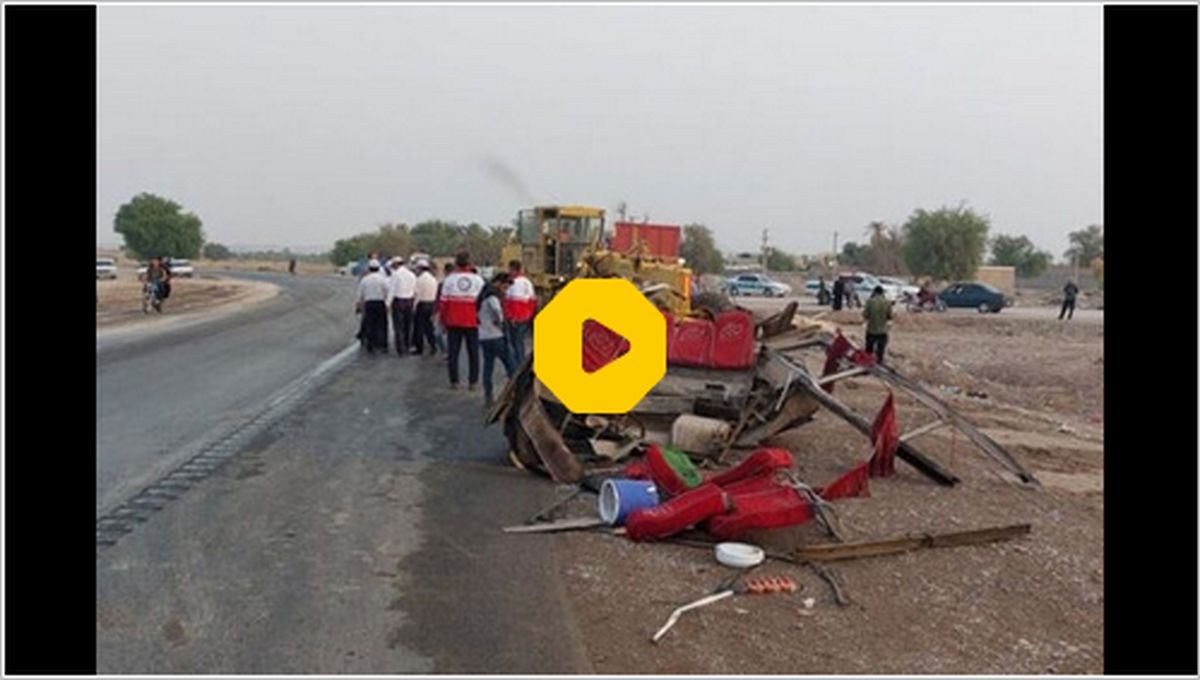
[439,251,486,389]
[503,259,536,362]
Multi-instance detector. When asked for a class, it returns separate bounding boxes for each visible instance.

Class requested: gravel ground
[541,308,1103,674]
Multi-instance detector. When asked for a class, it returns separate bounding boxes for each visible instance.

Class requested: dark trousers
[362,301,389,353]
[831,287,844,311]
[505,320,532,363]
[1059,298,1075,320]
[481,337,515,399]
[865,332,888,363]
[446,327,480,386]
[413,302,437,354]
[391,298,415,355]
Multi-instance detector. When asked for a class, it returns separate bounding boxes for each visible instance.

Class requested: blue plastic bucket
[599,479,660,526]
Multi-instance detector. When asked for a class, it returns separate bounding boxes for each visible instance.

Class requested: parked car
[725,272,792,297]
[878,276,920,298]
[136,261,149,276]
[96,257,118,279]
[166,258,194,278]
[336,263,355,276]
[851,272,901,301]
[939,282,1011,313]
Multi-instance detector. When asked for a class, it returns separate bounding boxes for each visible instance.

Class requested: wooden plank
[502,517,605,534]
[792,524,1032,562]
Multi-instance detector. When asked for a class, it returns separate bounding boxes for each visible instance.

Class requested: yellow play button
[534,279,666,413]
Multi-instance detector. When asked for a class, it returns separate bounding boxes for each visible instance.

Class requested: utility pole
[832,230,839,277]
[760,228,769,271]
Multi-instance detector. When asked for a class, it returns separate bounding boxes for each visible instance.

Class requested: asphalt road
[96,273,591,673]
[96,272,360,515]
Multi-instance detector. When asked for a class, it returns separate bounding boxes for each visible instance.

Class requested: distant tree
[114,193,205,259]
[839,241,872,269]
[679,224,724,274]
[203,243,233,260]
[989,234,1052,278]
[375,223,415,259]
[901,205,990,281]
[1064,224,1103,267]
[865,221,906,274]
[764,247,798,271]
[411,220,464,256]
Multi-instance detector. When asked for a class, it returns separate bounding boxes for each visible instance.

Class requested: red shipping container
[612,222,682,259]
[710,310,757,369]
[582,319,630,373]
[668,317,712,367]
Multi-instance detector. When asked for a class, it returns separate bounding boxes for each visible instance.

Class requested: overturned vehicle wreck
[487,298,1038,543]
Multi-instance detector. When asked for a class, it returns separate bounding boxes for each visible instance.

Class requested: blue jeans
[481,337,515,400]
[505,320,531,363]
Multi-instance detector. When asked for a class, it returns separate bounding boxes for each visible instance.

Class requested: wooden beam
[502,517,605,534]
[792,523,1031,562]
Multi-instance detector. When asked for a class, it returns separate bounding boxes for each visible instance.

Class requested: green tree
[1064,224,1103,267]
[202,243,233,260]
[865,221,906,274]
[764,247,798,271]
[114,193,205,259]
[989,234,1051,278]
[839,241,872,268]
[901,205,990,280]
[411,220,464,256]
[678,224,724,274]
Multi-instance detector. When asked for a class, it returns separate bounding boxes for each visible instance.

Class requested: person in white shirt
[388,256,418,356]
[412,260,440,356]
[356,259,391,354]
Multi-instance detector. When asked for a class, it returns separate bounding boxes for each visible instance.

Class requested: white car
[851,272,901,301]
[725,273,792,297]
[166,258,194,277]
[336,263,354,276]
[878,276,920,299]
[96,258,118,279]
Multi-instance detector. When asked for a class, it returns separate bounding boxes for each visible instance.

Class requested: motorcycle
[142,281,164,314]
[903,290,945,313]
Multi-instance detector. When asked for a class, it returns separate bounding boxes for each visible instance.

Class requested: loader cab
[513,205,605,280]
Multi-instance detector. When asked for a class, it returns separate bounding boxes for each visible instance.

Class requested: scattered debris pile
[491,304,1040,639]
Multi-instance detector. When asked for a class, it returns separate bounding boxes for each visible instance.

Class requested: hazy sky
[98,5,1102,257]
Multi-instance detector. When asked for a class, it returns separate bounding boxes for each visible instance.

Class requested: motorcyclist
[139,256,172,304]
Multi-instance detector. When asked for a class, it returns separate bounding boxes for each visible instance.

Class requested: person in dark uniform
[831,276,845,311]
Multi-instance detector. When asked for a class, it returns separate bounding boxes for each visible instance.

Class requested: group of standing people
[822,276,861,311]
[355,251,536,406]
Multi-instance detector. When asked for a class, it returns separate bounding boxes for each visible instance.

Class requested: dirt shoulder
[96,273,280,332]
[546,308,1103,674]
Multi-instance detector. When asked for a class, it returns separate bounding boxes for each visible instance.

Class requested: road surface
[96,272,358,515]
[96,272,590,673]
